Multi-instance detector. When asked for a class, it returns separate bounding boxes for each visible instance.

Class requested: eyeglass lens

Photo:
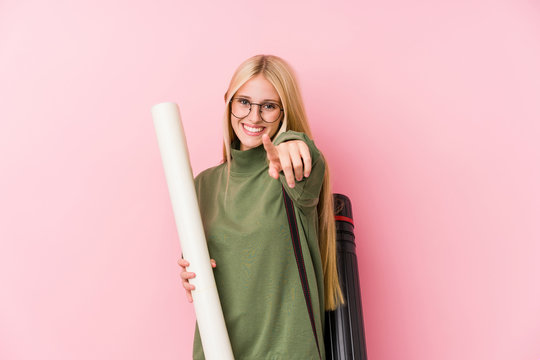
[230,98,281,123]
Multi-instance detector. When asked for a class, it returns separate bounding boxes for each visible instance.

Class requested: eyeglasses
[229,97,284,123]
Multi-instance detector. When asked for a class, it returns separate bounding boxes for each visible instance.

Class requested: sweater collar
[230,139,268,174]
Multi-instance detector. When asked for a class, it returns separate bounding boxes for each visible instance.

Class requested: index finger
[262,134,279,162]
[178,258,190,267]
[178,259,189,269]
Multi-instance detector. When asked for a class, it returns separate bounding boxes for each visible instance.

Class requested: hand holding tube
[178,258,217,303]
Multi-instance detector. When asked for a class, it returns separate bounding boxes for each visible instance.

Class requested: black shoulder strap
[281,186,322,359]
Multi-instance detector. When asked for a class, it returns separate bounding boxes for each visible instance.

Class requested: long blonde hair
[221,54,344,310]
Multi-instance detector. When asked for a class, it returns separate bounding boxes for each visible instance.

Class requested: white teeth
[243,124,264,133]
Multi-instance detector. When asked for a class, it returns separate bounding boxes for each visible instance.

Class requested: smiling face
[230,74,283,151]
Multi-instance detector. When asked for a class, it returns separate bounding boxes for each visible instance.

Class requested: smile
[242,123,265,136]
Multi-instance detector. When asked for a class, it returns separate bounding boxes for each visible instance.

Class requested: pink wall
[1,0,539,359]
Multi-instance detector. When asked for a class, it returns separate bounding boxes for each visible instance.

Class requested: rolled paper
[152,102,234,360]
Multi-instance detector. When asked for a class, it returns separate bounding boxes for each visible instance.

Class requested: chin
[241,138,262,150]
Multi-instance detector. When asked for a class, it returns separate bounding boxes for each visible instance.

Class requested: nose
[246,103,264,123]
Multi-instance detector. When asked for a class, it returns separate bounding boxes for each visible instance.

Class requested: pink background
[1,0,539,359]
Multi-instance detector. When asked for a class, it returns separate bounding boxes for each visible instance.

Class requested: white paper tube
[152,102,234,360]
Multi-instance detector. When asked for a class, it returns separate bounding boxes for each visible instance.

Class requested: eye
[263,103,278,110]
[237,98,250,105]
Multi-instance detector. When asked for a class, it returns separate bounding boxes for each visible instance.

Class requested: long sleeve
[273,130,326,212]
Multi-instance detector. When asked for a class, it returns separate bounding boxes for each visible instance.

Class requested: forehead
[236,74,280,102]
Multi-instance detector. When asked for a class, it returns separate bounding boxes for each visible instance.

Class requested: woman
[178,54,344,359]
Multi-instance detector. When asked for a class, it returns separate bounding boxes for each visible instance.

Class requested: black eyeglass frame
[228,97,284,123]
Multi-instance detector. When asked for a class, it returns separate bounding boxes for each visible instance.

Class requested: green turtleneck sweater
[191,130,326,360]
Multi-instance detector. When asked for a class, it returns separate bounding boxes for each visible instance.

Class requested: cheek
[269,123,281,138]
[231,118,240,131]
[230,119,241,138]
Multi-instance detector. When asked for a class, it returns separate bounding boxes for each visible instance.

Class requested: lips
[242,123,265,136]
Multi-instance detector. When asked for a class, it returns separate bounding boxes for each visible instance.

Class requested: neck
[229,139,267,174]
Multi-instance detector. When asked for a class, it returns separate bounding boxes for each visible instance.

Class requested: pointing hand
[262,134,311,188]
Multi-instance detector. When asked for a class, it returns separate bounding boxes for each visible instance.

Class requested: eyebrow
[236,94,281,103]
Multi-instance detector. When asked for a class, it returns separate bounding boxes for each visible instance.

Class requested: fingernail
[289,182,295,188]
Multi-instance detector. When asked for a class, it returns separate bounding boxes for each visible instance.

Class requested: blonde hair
[220,54,345,310]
